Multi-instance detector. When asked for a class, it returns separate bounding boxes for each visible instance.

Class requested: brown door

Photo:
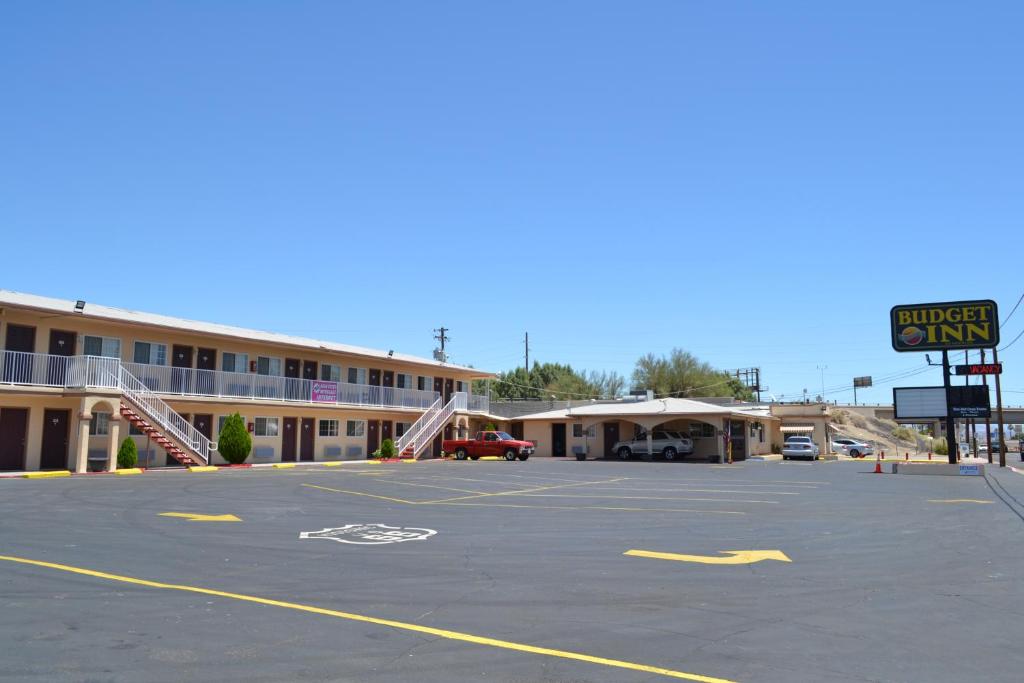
[193,414,213,441]
[367,420,380,456]
[285,358,301,401]
[603,422,620,459]
[369,368,381,386]
[0,408,29,471]
[196,348,216,395]
[382,370,394,388]
[444,378,454,402]
[47,329,76,385]
[510,421,524,440]
[282,417,297,461]
[3,324,36,383]
[551,423,567,457]
[302,361,318,381]
[433,377,444,399]
[171,345,193,393]
[432,433,443,458]
[381,420,393,445]
[40,409,70,470]
[300,417,315,461]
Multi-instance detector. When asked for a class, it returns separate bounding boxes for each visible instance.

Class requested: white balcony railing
[0,350,490,414]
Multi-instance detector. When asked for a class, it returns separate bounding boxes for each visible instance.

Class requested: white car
[832,438,874,458]
[782,436,819,460]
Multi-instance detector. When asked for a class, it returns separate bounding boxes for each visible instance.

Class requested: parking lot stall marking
[625,549,792,565]
[0,553,737,683]
[301,483,421,505]
[425,477,632,504]
[437,501,747,515]
[512,493,781,504]
[927,499,993,504]
[555,486,802,495]
[373,479,490,495]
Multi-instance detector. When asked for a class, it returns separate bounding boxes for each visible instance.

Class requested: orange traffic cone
[874,453,882,474]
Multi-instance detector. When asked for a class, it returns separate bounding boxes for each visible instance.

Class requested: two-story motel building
[0,291,495,473]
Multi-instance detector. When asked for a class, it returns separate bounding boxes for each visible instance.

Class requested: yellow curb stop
[188,466,218,473]
[23,470,71,479]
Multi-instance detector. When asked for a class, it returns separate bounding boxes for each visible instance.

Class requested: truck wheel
[617,447,631,460]
[455,448,468,460]
[517,453,529,461]
[663,447,677,461]
[504,449,517,461]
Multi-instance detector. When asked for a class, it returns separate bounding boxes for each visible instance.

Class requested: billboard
[853,376,872,388]
[893,387,947,419]
[890,300,999,352]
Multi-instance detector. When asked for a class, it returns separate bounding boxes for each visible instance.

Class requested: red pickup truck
[443,431,535,461]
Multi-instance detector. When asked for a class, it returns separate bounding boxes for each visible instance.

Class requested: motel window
[396,373,415,390]
[346,420,366,437]
[83,335,121,359]
[254,417,279,437]
[321,364,342,382]
[89,412,110,436]
[395,422,412,438]
[572,424,596,438]
[222,352,249,373]
[688,423,716,439]
[256,356,282,376]
[133,341,167,366]
[456,380,467,393]
[418,376,433,392]
[218,415,246,434]
[319,419,339,437]
[347,367,367,385]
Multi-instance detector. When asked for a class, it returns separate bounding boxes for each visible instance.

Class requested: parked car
[442,431,535,461]
[612,430,694,461]
[832,438,874,458]
[782,436,819,460]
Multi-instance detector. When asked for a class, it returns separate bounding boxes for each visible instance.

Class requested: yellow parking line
[927,499,993,504]
[434,501,746,515]
[375,480,488,495]
[301,483,419,505]
[0,553,734,683]
[513,494,780,504]
[428,477,631,504]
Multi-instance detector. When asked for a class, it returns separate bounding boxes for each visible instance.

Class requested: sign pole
[982,349,992,463]
[942,350,957,464]
[994,347,1006,468]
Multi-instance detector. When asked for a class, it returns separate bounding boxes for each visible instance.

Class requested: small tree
[484,422,498,431]
[218,413,252,465]
[379,438,396,459]
[933,437,948,455]
[117,437,138,469]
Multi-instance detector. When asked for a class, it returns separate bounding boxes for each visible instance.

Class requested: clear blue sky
[2,2,1023,408]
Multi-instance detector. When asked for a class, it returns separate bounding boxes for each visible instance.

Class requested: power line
[998,327,1024,353]
[1001,290,1024,327]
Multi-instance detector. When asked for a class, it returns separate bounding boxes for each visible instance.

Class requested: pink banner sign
[311,380,338,403]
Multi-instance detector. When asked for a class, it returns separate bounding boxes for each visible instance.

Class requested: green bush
[217,413,252,465]
[484,422,498,432]
[117,437,138,469]
[892,426,916,443]
[932,437,948,455]
[379,438,396,459]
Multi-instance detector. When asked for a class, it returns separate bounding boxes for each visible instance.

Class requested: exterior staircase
[114,365,215,466]
[120,403,202,466]
[395,392,467,459]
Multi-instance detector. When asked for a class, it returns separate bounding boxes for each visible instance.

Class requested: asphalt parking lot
[3,458,1024,682]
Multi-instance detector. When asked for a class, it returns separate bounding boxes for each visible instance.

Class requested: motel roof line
[0,290,493,377]
[511,397,779,422]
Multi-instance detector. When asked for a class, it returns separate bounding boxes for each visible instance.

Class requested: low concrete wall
[892,463,985,476]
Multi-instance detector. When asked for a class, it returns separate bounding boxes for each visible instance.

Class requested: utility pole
[433,327,449,363]
[524,332,530,375]
[816,365,827,403]
[994,347,1006,468]
[982,348,992,464]
[942,351,958,464]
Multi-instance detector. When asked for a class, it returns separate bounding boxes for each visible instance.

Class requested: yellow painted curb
[273,463,296,469]
[188,466,218,473]
[366,460,382,465]
[322,462,343,467]
[480,456,500,461]
[115,468,143,476]
[401,459,417,464]
[23,470,71,479]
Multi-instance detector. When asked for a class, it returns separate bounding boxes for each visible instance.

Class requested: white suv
[612,430,695,461]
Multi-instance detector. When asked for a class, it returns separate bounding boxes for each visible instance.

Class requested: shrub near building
[218,413,252,465]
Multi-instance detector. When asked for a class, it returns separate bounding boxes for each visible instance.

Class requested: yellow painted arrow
[625,549,791,565]
[159,512,242,523]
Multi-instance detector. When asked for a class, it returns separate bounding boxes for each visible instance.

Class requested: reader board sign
[948,385,991,418]
[959,464,981,476]
[890,300,999,352]
[853,376,873,388]
[953,363,1002,376]
[310,380,338,403]
[893,386,947,419]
